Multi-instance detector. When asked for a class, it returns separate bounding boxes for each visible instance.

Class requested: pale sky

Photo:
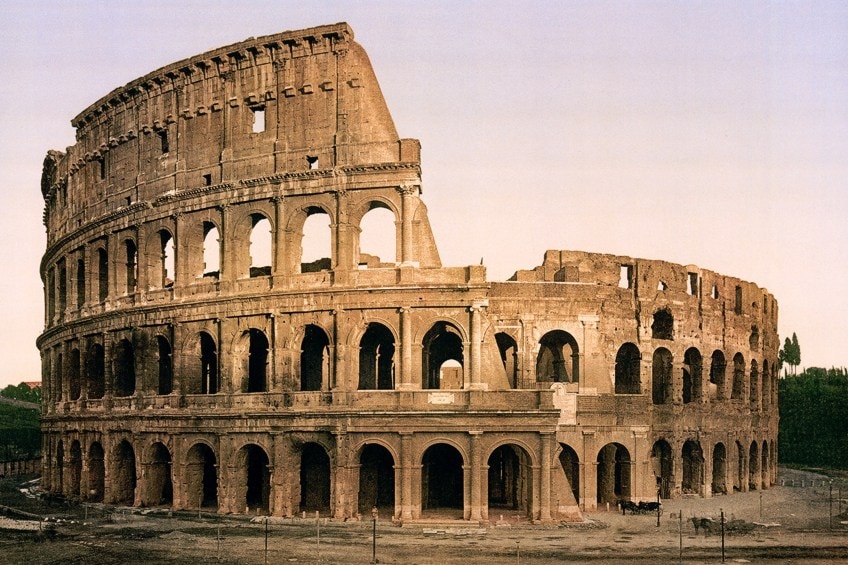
[1,1,846,388]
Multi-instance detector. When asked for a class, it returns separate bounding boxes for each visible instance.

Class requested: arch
[300,442,331,513]
[241,329,269,393]
[146,442,173,507]
[761,440,770,489]
[749,325,760,350]
[422,322,465,389]
[731,353,745,400]
[114,338,135,397]
[536,330,579,384]
[158,229,175,288]
[357,204,398,267]
[301,208,332,273]
[87,441,105,502]
[422,443,464,515]
[86,343,105,399]
[749,360,759,409]
[76,257,85,308]
[614,343,641,394]
[682,440,704,495]
[200,331,219,394]
[358,443,395,514]
[112,440,137,505]
[762,360,771,409]
[301,324,330,391]
[651,308,673,340]
[97,247,108,302]
[55,440,64,494]
[157,335,173,395]
[735,441,746,492]
[652,348,673,405]
[488,444,533,519]
[68,440,82,498]
[185,443,218,509]
[683,347,702,403]
[54,351,63,403]
[124,239,137,294]
[558,443,580,506]
[748,441,759,490]
[202,222,220,278]
[358,323,396,390]
[651,440,673,499]
[249,214,272,277]
[597,443,631,504]
[495,332,519,388]
[236,444,271,513]
[68,348,81,401]
[712,442,727,495]
[709,350,726,401]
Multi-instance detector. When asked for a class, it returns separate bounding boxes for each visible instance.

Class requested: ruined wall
[39,24,777,522]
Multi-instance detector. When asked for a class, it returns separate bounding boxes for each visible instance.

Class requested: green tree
[779,333,801,376]
[0,383,41,404]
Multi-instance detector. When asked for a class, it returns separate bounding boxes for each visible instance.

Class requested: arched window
[301,325,329,391]
[86,343,105,399]
[76,258,85,308]
[358,323,395,390]
[652,348,673,405]
[202,222,220,278]
[358,205,396,268]
[651,309,673,340]
[246,329,269,393]
[249,215,272,277]
[114,338,135,397]
[495,332,519,388]
[614,343,641,394]
[200,332,218,394]
[69,348,81,401]
[97,247,109,302]
[124,239,137,294]
[301,209,331,273]
[536,330,579,384]
[709,350,726,400]
[683,348,702,403]
[157,336,172,395]
[422,322,464,389]
[731,353,745,400]
[749,360,759,409]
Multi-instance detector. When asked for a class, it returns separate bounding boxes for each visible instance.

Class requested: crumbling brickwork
[38,23,777,521]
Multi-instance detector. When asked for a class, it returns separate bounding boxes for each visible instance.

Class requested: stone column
[578,315,600,393]
[400,432,414,520]
[272,195,287,284]
[469,431,483,521]
[218,205,233,291]
[333,310,345,391]
[333,432,350,519]
[539,432,553,521]
[467,303,485,390]
[397,185,417,265]
[333,189,352,284]
[581,430,596,510]
[399,307,413,390]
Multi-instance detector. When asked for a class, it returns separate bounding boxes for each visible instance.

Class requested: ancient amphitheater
[38,23,778,522]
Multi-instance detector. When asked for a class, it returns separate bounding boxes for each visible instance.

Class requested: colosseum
[38,23,778,523]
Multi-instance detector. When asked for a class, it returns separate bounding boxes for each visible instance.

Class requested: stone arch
[761,440,770,489]
[762,360,771,409]
[614,343,641,394]
[123,238,138,294]
[234,443,271,514]
[495,332,519,388]
[97,246,109,301]
[300,206,333,273]
[735,440,746,492]
[68,440,82,498]
[301,324,330,391]
[652,439,673,499]
[536,330,579,384]
[151,228,175,288]
[422,321,465,389]
[249,214,273,277]
[145,441,173,507]
[749,359,759,409]
[712,442,727,495]
[202,221,221,278]
[748,441,759,490]
[358,322,396,390]
[357,443,396,514]
[651,308,674,340]
[732,353,745,400]
[356,201,399,267]
[156,335,173,395]
[652,347,673,405]
[55,440,64,494]
[185,442,218,509]
[68,347,81,401]
[597,443,631,504]
[233,328,269,393]
[300,442,331,513]
[112,439,137,505]
[114,338,136,397]
[421,443,464,516]
[487,444,533,519]
[709,350,726,401]
[558,443,580,506]
[682,440,704,495]
[683,347,702,403]
[87,441,105,502]
[86,342,105,399]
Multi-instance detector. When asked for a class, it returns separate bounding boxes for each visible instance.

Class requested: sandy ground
[1,467,847,564]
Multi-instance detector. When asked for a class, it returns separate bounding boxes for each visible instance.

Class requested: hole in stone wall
[711,285,719,299]
[158,130,169,154]
[203,173,212,186]
[734,286,743,314]
[249,216,272,277]
[359,205,396,266]
[251,108,266,133]
[306,155,319,169]
[657,280,668,291]
[687,273,698,295]
[301,210,331,273]
[651,309,674,340]
[619,265,633,289]
[203,223,220,278]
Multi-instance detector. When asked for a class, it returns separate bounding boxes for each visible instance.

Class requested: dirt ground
[1,467,847,564]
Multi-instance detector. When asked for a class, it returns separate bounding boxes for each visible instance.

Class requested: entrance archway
[358,444,395,515]
[597,443,630,504]
[112,440,137,505]
[651,440,673,499]
[422,444,464,516]
[68,440,82,498]
[682,440,704,495]
[146,442,173,506]
[87,442,104,502]
[185,443,218,509]
[300,443,331,513]
[712,443,727,495]
[238,444,270,513]
[558,444,580,506]
[487,444,533,520]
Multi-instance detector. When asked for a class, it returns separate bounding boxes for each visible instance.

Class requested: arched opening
[186,443,218,509]
[54,352,63,402]
[159,230,175,288]
[358,205,397,267]
[614,343,641,394]
[87,442,105,502]
[558,444,580,506]
[56,441,64,494]
[202,222,220,278]
[682,440,704,495]
[113,440,137,505]
[712,443,727,495]
[157,336,172,395]
[652,348,673,405]
[300,443,331,513]
[749,360,759,409]
[597,443,630,504]
[76,258,85,308]
[114,339,135,397]
[68,348,81,401]
[749,325,760,350]
[147,442,173,507]
[652,440,673,499]
[735,441,745,492]
[731,353,745,400]
[97,247,109,302]
[68,440,82,498]
[358,444,395,515]
[358,323,395,390]
[249,215,272,277]
[488,444,533,519]
[422,322,464,390]
[124,239,137,294]
[536,330,579,383]
[86,343,105,399]
[301,209,331,273]
[200,332,218,394]
[240,444,270,513]
[709,350,726,401]
[761,441,770,489]
[749,441,759,490]
[246,329,269,393]
[495,333,519,388]
[683,348,702,403]
[762,360,771,409]
[651,309,673,340]
[301,325,329,391]
[422,444,464,516]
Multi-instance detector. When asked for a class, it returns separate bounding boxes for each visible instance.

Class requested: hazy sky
[1,1,846,388]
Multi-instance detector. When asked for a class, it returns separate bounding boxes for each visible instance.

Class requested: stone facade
[38,23,778,522]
